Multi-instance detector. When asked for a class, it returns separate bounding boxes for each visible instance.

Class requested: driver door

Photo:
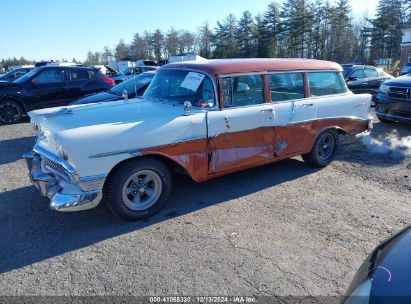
[207,75,275,174]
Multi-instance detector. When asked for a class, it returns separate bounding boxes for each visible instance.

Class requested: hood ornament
[42,107,73,118]
[122,89,128,100]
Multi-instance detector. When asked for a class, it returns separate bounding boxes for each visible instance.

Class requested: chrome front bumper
[23,151,103,212]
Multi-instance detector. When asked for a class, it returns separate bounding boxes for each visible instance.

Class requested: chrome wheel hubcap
[122,170,162,211]
[317,133,335,160]
[0,103,21,123]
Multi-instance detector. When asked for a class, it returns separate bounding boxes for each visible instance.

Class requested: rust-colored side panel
[140,117,367,183]
[140,139,209,182]
[208,127,274,173]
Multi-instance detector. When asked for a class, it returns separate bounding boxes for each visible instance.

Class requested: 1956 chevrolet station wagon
[24,59,372,220]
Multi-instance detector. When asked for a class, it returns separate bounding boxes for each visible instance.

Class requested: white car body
[24,59,372,214]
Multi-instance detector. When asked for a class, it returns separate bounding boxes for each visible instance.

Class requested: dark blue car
[71,71,156,105]
[374,74,411,124]
[344,226,411,304]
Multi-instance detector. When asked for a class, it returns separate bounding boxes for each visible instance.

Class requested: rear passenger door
[269,72,316,156]
[66,69,94,101]
[207,74,275,174]
[364,67,381,93]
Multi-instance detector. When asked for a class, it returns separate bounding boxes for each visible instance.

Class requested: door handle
[302,102,314,107]
[362,82,368,86]
[261,108,274,113]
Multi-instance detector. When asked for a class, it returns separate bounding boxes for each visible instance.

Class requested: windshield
[14,68,40,83]
[342,66,353,78]
[111,73,155,98]
[143,69,216,106]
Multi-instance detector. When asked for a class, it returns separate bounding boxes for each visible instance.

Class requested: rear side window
[308,72,347,96]
[269,73,305,102]
[68,69,94,81]
[365,68,378,78]
[222,74,265,108]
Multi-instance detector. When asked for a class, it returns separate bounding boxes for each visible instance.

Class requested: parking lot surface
[0,114,410,298]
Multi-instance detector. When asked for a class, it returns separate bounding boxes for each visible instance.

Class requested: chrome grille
[387,87,411,101]
[43,157,72,182]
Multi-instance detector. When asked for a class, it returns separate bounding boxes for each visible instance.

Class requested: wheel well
[103,154,190,191]
[0,98,27,114]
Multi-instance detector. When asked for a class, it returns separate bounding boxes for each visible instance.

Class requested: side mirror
[183,101,192,116]
[347,76,357,82]
[121,89,128,100]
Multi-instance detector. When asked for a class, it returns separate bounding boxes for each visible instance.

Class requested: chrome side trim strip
[89,136,206,159]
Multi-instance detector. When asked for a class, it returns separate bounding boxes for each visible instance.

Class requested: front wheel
[0,100,24,124]
[105,158,172,221]
[302,130,339,168]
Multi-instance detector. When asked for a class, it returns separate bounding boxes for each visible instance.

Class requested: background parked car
[400,63,411,76]
[343,226,411,304]
[342,64,393,95]
[0,65,114,124]
[71,71,156,105]
[0,67,34,82]
[374,73,411,124]
[111,65,158,84]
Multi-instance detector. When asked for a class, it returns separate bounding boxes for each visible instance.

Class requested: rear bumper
[23,151,103,212]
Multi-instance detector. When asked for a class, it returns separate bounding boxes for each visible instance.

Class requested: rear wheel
[105,158,172,221]
[0,100,23,124]
[302,130,339,168]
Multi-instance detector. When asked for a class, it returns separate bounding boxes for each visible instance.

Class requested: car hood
[29,98,207,177]
[71,91,121,105]
[29,98,184,133]
[384,76,411,87]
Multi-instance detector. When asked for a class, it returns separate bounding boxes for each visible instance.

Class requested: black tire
[0,100,24,124]
[302,129,339,168]
[105,157,172,221]
[377,115,395,123]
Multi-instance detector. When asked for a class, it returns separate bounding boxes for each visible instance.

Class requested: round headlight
[56,142,68,160]
[379,84,390,94]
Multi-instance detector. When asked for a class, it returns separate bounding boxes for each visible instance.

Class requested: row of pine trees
[82,0,410,66]
[2,0,409,68]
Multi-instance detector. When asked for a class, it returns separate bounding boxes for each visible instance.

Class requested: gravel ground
[0,113,410,299]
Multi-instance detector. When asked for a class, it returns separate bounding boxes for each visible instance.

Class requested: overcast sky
[0,0,379,61]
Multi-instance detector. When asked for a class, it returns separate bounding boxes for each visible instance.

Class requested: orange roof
[162,58,342,76]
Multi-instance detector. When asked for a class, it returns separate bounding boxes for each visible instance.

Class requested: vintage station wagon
[24,59,372,220]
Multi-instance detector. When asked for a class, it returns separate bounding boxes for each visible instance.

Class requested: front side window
[350,69,365,79]
[222,74,265,108]
[269,73,305,102]
[144,69,216,107]
[308,72,348,97]
[35,69,65,84]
